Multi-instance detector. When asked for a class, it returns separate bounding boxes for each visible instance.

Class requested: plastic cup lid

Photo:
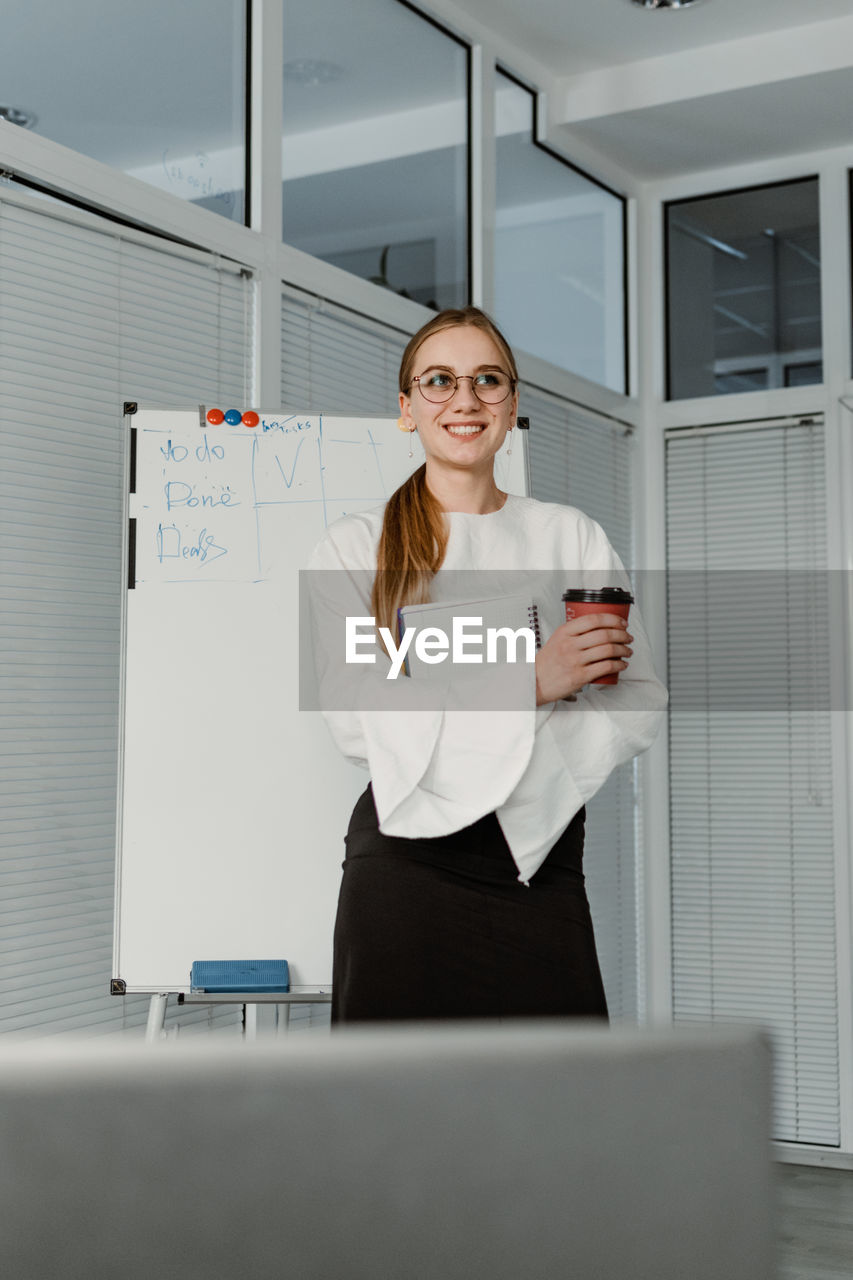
[562,587,634,604]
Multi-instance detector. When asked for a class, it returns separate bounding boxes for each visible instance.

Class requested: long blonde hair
[371,307,518,638]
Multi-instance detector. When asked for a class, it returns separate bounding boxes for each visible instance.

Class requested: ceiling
[447,0,853,178]
[446,0,853,76]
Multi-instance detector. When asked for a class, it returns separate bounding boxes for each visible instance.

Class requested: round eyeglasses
[410,369,516,405]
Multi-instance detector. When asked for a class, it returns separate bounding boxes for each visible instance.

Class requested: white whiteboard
[115,409,528,992]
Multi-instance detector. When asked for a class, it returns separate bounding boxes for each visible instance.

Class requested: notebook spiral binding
[527,603,542,649]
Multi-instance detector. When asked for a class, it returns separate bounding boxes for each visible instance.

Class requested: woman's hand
[534,613,633,706]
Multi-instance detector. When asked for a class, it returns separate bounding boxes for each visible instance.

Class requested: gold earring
[506,430,512,456]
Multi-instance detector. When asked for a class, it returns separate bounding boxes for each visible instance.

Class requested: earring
[506,431,512,456]
[398,416,416,458]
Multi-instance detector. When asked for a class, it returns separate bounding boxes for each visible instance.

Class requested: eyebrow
[418,363,505,374]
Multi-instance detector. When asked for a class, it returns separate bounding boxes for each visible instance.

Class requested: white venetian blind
[0,195,252,1037]
[279,286,412,1030]
[281,285,408,414]
[521,386,633,566]
[522,385,639,1021]
[665,417,839,1146]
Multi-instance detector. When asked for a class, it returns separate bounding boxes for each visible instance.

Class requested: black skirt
[331,784,608,1024]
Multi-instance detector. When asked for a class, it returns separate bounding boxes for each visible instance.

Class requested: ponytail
[371,464,447,638]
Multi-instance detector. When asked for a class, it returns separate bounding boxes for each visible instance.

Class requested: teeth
[445,425,484,436]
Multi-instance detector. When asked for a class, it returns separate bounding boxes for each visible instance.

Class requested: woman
[308,306,667,1023]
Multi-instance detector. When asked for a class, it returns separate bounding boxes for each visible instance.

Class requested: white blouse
[306,493,668,884]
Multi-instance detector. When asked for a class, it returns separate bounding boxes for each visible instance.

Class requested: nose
[448,375,481,410]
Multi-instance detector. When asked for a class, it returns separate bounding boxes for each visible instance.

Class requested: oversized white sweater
[306,493,668,884]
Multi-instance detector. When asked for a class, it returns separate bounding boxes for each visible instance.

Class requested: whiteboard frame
[112,405,529,996]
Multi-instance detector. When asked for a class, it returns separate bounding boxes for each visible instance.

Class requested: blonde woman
[308,306,666,1023]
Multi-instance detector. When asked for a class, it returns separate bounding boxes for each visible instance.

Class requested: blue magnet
[224,409,242,425]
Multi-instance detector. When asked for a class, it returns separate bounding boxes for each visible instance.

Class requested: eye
[423,371,454,388]
[474,372,502,388]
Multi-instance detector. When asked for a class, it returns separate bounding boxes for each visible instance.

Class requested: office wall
[1,0,850,1161]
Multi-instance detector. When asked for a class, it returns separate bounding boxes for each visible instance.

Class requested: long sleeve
[496,512,667,881]
[304,512,538,837]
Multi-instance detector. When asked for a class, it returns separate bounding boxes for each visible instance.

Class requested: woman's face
[398,325,518,477]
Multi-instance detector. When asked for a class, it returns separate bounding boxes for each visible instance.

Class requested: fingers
[553,617,633,662]
[569,625,633,658]
[537,613,635,702]
[586,657,629,681]
[576,631,633,654]
[535,629,627,701]
[562,619,633,677]
[581,644,633,667]
[564,612,633,641]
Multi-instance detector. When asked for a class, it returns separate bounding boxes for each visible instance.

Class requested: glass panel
[282,0,468,310]
[666,178,822,400]
[495,73,626,392]
[785,360,822,388]
[0,1,247,224]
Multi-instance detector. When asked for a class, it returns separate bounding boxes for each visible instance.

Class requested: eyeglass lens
[413,371,513,404]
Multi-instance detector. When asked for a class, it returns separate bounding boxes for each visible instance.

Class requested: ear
[399,390,415,430]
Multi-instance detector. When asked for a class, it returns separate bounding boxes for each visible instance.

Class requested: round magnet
[206,408,225,425]
[242,411,260,428]
[224,409,242,425]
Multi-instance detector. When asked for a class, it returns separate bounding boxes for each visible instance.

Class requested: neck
[424,462,506,514]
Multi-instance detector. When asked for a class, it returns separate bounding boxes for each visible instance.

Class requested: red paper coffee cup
[562,587,634,685]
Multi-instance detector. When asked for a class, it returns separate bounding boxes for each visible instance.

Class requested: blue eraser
[190,960,290,993]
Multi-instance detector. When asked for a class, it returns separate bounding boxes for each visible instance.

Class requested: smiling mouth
[443,424,485,437]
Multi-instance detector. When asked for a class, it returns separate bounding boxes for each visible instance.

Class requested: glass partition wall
[495,72,626,391]
[282,0,469,311]
[0,0,248,224]
[0,0,632,383]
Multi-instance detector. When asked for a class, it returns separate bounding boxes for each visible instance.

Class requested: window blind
[280,285,410,1028]
[0,196,252,1037]
[522,385,639,1021]
[521,386,633,571]
[665,418,839,1145]
[281,286,408,414]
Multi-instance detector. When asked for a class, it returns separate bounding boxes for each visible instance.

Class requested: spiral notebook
[397,594,541,679]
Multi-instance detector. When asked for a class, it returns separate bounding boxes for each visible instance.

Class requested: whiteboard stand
[145,994,170,1045]
[142,990,333,1043]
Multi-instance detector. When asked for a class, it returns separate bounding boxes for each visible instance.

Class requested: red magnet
[242,411,260,428]
[206,408,225,425]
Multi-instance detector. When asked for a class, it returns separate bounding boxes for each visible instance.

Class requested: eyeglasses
[410,369,516,405]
